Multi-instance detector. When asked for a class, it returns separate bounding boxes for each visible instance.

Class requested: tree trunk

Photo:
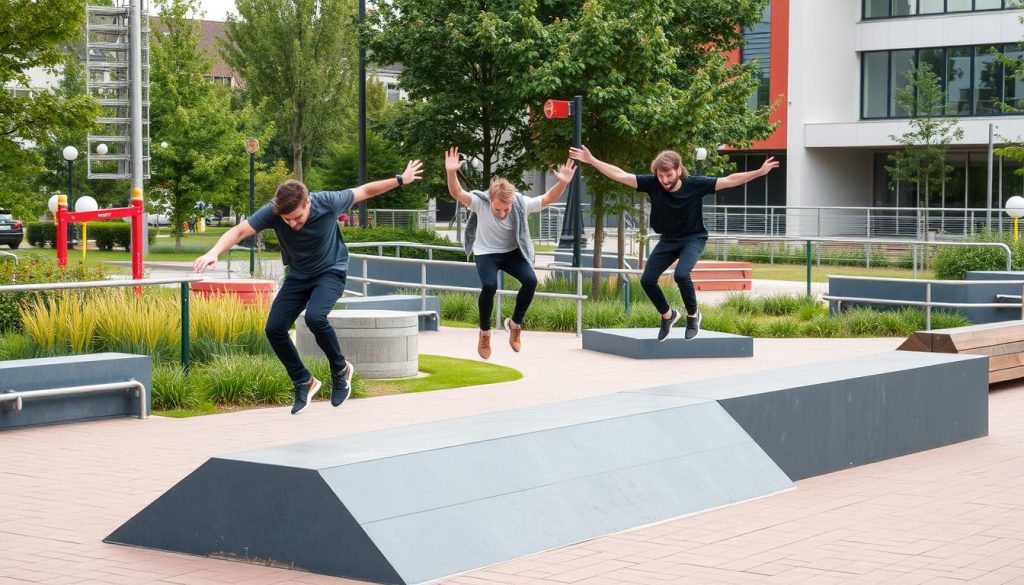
[591,194,605,299]
[617,208,626,290]
[638,196,646,269]
[293,144,304,183]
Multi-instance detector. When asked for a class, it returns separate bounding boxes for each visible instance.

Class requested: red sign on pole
[543,99,571,119]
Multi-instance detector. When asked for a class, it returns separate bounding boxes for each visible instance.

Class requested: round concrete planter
[296,309,419,379]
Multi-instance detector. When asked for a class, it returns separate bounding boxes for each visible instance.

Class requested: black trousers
[475,250,538,330]
[640,238,707,316]
[264,271,347,384]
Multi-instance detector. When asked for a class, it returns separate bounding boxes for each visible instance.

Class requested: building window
[386,82,401,103]
[863,0,1016,19]
[861,43,1024,119]
[4,86,33,99]
[204,75,233,86]
[741,1,771,110]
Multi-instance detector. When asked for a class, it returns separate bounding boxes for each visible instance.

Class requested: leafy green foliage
[932,231,1024,279]
[0,256,106,333]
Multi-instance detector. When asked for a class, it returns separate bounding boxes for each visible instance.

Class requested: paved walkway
[2,329,1022,585]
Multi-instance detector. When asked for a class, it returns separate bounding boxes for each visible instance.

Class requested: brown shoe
[478,330,492,359]
[504,318,522,352]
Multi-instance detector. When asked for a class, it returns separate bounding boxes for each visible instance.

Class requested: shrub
[25,222,57,248]
[0,333,35,360]
[341,226,467,261]
[89,221,156,251]
[151,364,204,411]
[932,230,1023,280]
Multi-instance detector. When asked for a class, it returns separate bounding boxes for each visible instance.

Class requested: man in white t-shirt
[445,147,576,359]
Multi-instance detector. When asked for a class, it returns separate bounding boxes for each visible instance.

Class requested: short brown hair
[650,150,688,179]
[488,178,516,204]
[272,180,308,215]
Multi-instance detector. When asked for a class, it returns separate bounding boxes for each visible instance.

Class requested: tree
[886,61,963,239]
[223,0,358,182]
[0,0,99,218]
[149,0,266,250]
[367,0,545,186]
[531,0,776,296]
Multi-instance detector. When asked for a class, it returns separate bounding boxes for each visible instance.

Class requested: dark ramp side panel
[107,393,793,585]
[632,351,989,481]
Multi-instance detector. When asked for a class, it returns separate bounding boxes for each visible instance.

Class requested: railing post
[421,263,427,310]
[363,258,369,297]
[925,282,932,331]
[624,275,631,315]
[912,245,918,278]
[496,271,504,330]
[805,240,812,297]
[396,244,401,258]
[576,268,584,337]
[180,281,190,373]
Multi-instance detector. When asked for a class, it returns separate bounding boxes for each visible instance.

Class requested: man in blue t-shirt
[570,145,778,341]
[192,160,423,414]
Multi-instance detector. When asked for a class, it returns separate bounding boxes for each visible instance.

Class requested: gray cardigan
[463,190,536,264]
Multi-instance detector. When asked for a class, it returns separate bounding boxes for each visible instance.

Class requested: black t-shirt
[636,174,717,240]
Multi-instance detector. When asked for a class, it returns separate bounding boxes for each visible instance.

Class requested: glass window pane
[891,50,915,116]
[947,0,971,11]
[892,0,916,15]
[947,47,973,115]
[919,48,946,115]
[975,45,1001,115]
[975,0,1002,9]
[968,152,989,208]
[1005,44,1024,111]
[946,153,967,209]
[920,0,944,13]
[864,0,890,18]
[863,52,890,118]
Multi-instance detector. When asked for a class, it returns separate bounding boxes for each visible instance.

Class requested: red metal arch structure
[54,188,145,281]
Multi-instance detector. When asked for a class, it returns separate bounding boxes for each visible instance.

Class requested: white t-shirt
[469,193,543,256]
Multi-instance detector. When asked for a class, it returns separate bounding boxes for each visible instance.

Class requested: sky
[178,0,236,21]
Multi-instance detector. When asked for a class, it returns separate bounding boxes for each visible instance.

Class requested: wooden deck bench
[898,320,1024,384]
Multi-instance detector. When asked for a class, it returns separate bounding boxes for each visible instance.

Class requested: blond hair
[650,150,689,179]
[488,178,516,204]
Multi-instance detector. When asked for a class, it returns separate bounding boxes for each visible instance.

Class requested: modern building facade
[722,0,1024,236]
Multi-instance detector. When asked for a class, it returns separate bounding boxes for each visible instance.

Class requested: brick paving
[1,328,1022,585]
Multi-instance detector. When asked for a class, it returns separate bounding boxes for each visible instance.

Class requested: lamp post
[694,147,708,177]
[245,137,260,274]
[357,0,367,228]
[62,145,79,248]
[1005,196,1024,242]
[75,196,98,261]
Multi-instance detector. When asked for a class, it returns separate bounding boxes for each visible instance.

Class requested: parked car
[0,209,24,249]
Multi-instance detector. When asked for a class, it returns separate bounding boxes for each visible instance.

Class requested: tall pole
[66,159,74,247]
[987,122,994,230]
[357,0,367,228]
[129,0,146,253]
[572,95,583,269]
[249,151,256,274]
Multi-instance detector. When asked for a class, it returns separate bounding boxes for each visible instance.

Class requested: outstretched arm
[569,145,637,189]
[715,156,780,190]
[351,159,424,203]
[192,221,257,272]
[539,159,577,206]
[444,147,473,207]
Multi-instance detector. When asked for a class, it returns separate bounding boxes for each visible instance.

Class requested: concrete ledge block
[583,328,753,359]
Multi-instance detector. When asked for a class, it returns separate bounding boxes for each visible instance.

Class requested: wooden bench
[898,320,1024,384]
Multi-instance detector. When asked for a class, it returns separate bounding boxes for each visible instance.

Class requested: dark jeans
[265,270,347,384]
[475,250,538,330]
[640,238,707,316]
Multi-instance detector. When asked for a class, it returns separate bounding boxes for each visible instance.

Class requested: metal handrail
[0,276,204,370]
[0,251,17,264]
[1,379,147,419]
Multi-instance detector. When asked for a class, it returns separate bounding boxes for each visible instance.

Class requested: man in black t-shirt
[192,160,423,414]
[570,145,778,341]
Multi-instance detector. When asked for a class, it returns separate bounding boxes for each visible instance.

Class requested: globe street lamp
[1005,196,1024,241]
[62,145,79,247]
[245,137,260,274]
[695,147,708,177]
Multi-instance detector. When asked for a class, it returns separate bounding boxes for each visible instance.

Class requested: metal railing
[822,275,1024,331]
[0,275,204,369]
[0,380,147,419]
[0,251,17,264]
[346,242,752,335]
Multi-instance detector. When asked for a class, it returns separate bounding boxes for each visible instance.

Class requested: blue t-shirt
[636,174,717,240]
[248,190,355,279]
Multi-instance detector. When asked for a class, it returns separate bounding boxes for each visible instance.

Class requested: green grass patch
[360,354,521,396]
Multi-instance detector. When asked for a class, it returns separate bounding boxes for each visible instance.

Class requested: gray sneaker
[291,376,321,415]
[684,310,702,340]
[331,363,355,407]
[657,309,680,342]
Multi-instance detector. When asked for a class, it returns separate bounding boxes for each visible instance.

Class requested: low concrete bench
[1,353,151,431]
[899,320,1024,384]
[296,309,418,379]
[334,294,439,331]
[583,328,753,359]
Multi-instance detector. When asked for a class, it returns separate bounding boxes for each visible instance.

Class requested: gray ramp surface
[107,392,794,585]
[582,328,753,359]
[631,351,989,480]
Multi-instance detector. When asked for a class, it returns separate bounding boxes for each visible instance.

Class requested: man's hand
[402,159,424,185]
[759,156,780,176]
[568,145,595,165]
[193,252,218,273]
[554,158,577,184]
[444,147,465,174]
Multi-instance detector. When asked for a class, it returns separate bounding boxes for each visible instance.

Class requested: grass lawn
[154,354,521,417]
